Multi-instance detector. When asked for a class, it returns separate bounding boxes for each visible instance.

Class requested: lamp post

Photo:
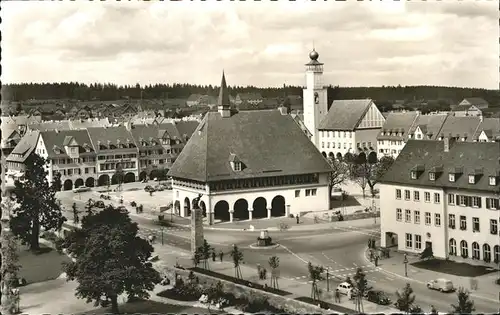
[160,226,164,245]
[326,269,330,292]
[403,254,408,277]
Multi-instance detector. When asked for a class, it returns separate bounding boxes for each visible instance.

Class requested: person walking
[211,251,216,261]
[219,250,224,262]
[430,305,437,314]
[335,289,341,303]
[296,214,300,224]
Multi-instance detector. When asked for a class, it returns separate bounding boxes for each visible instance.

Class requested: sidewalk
[361,247,499,303]
[152,243,396,313]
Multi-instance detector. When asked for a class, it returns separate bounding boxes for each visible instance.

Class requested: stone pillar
[208,212,214,226]
[285,205,290,217]
[229,210,234,223]
[267,207,272,219]
[248,208,253,221]
[191,208,204,255]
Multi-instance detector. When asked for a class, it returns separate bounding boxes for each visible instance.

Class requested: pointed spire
[217,71,230,108]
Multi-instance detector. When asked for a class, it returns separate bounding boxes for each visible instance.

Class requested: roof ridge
[353,99,375,129]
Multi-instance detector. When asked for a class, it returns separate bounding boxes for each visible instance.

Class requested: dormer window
[411,171,417,179]
[410,164,425,179]
[429,172,435,181]
[449,173,455,182]
[489,176,496,186]
[234,162,242,172]
[468,175,475,184]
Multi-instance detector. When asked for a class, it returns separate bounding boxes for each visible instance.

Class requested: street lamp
[326,269,330,292]
[160,226,164,245]
[403,254,408,277]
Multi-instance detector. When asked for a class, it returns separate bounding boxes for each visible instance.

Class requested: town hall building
[301,49,386,159]
[167,72,332,225]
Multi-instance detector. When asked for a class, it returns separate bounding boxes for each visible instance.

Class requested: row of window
[449,239,499,262]
[378,140,404,146]
[99,162,137,171]
[379,149,402,155]
[53,157,97,164]
[295,189,318,197]
[396,189,500,210]
[321,142,352,150]
[208,174,319,192]
[139,159,171,167]
[405,233,423,250]
[97,154,138,161]
[396,208,499,234]
[396,189,440,203]
[320,131,352,138]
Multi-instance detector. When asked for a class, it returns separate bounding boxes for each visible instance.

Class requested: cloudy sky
[2,0,498,89]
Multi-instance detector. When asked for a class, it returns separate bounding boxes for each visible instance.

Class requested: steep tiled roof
[378,112,419,141]
[69,118,111,130]
[380,140,500,193]
[158,122,182,140]
[187,94,202,102]
[128,124,163,149]
[408,114,448,140]
[436,116,481,140]
[28,120,71,132]
[473,118,500,140]
[462,97,489,107]
[319,99,373,131]
[168,109,332,182]
[40,129,95,158]
[86,126,136,153]
[451,104,474,112]
[7,130,40,162]
[174,121,199,140]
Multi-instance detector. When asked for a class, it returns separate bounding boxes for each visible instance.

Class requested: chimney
[443,137,455,152]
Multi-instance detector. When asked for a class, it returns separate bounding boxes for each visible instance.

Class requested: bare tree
[230,245,244,279]
[307,262,324,301]
[268,255,280,289]
[353,267,368,312]
[327,157,350,208]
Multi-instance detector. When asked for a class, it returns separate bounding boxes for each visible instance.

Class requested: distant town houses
[377,111,500,159]
[379,139,500,267]
[186,94,218,108]
[5,117,200,190]
[235,92,263,105]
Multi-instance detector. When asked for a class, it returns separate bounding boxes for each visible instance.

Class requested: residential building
[5,130,40,182]
[318,99,386,160]
[187,94,203,107]
[235,92,263,105]
[198,95,218,108]
[379,139,500,266]
[458,97,489,109]
[408,114,448,141]
[473,118,500,142]
[167,72,332,225]
[435,116,482,142]
[451,105,483,117]
[86,126,139,187]
[35,129,98,190]
[377,112,419,159]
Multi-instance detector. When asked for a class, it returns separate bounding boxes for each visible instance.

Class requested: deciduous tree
[395,283,416,313]
[230,245,244,279]
[114,163,125,192]
[327,157,349,207]
[62,205,161,314]
[11,154,65,250]
[307,262,324,301]
[268,255,280,289]
[353,267,368,312]
[450,287,475,314]
[348,153,394,199]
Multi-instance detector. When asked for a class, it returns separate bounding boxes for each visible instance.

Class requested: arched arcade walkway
[74,178,84,188]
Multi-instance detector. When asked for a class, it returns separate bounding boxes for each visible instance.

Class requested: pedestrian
[296,214,300,224]
[335,289,341,303]
[374,256,379,267]
[369,250,374,262]
[211,251,216,261]
[257,264,262,279]
[347,289,352,300]
[430,305,437,314]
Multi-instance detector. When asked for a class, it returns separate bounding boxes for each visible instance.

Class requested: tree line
[2,82,498,107]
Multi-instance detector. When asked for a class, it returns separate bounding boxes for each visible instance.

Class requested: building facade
[379,139,500,266]
[168,73,332,225]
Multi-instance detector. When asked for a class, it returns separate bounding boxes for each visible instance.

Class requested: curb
[248,243,281,250]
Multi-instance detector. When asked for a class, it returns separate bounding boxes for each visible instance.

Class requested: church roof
[319,99,373,131]
[167,109,332,182]
[217,72,231,108]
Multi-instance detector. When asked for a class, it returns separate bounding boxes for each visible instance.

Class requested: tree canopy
[62,205,161,313]
[348,153,395,197]
[450,287,475,314]
[11,153,65,249]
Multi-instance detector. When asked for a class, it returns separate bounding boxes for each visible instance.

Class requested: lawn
[17,242,72,284]
[74,300,223,315]
[411,259,498,277]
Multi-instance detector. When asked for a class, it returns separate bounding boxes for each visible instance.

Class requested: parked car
[73,186,91,193]
[117,206,128,214]
[144,185,155,192]
[336,282,353,295]
[95,200,105,208]
[426,278,455,292]
[365,290,391,305]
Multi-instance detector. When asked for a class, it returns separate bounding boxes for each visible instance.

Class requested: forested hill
[1,82,498,106]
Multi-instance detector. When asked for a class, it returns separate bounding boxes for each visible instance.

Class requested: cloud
[2,0,498,89]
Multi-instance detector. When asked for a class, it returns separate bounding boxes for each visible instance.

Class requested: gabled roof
[462,97,489,107]
[436,116,482,140]
[380,140,500,193]
[86,126,136,153]
[473,118,500,140]
[451,104,476,112]
[319,99,373,131]
[158,122,181,140]
[168,109,332,182]
[28,120,71,132]
[128,124,163,148]
[7,130,40,162]
[408,114,448,140]
[378,112,419,141]
[187,94,203,102]
[175,120,199,141]
[40,129,94,158]
[69,118,111,130]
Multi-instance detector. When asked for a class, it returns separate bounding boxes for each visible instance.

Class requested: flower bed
[190,267,291,296]
[295,296,355,313]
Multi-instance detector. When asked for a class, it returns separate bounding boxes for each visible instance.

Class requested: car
[426,278,454,292]
[365,290,391,305]
[73,186,91,193]
[95,200,105,208]
[336,282,353,295]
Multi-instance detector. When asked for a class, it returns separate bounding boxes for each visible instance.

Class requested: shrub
[288,213,295,218]
[130,201,137,207]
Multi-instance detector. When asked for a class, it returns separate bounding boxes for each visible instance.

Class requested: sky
[2,0,499,89]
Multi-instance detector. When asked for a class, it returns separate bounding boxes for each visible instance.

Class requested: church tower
[303,49,328,148]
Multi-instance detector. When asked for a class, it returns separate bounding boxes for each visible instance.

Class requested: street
[56,189,499,313]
